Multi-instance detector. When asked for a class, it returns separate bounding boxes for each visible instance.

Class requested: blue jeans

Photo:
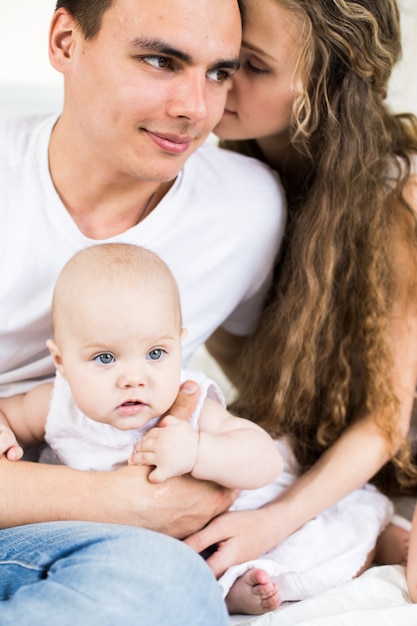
[0,521,228,625]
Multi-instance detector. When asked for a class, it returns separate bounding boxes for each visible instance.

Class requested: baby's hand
[0,424,24,461]
[129,415,199,483]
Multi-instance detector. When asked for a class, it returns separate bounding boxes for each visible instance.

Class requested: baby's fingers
[0,429,23,461]
[128,450,172,482]
[129,450,156,466]
[147,466,172,483]
[6,445,24,461]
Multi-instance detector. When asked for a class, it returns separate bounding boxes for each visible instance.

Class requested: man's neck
[48,120,175,239]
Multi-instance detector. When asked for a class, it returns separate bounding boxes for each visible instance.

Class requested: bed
[230,565,414,625]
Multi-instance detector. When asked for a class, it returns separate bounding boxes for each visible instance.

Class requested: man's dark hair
[55,0,114,39]
[55,0,245,39]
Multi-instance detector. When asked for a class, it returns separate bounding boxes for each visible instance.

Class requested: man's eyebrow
[131,36,240,70]
[213,58,240,72]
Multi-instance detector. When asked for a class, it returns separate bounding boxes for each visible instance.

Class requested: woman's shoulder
[388,168,417,307]
[402,161,417,216]
[387,153,417,216]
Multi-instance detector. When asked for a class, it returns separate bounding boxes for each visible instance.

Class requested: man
[0,0,285,622]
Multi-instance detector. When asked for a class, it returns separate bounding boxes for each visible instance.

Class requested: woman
[186,0,417,613]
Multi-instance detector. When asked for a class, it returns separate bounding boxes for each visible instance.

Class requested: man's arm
[0,457,233,537]
[0,383,235,536]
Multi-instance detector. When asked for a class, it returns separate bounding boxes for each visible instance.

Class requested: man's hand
[122,379,236,537]
[165,379,200,419]
[119,464,237,538]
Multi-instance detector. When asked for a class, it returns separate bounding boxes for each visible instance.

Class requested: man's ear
[48,8,79,73]
[46,339,66,378]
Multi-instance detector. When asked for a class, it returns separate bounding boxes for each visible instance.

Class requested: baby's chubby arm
[0,383,52,459]
[192,398,283,488]
[131,398,283,489]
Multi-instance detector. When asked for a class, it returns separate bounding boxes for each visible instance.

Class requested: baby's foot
[226,568,281,615]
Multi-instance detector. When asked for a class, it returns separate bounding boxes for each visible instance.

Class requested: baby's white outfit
[41,369,222,470]
[42,369,392,603]
[221,441,392,602]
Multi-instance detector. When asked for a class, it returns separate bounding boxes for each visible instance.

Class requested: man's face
[57,0,241,183]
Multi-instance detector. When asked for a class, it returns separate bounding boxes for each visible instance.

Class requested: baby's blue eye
[147,349,164,361]
[94,353,115,365]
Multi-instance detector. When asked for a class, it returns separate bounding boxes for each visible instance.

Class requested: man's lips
[145,130,194,154]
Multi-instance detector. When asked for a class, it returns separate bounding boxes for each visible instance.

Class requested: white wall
[0,1,62,114]
[1,1,57,86]
[0,0,416,116]
[388,0,417,115]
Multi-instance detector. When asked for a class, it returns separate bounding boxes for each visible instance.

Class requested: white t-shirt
[0,114,286,395]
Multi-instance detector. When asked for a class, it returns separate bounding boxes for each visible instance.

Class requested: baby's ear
[46,339,66,377]
[180,328,188,342]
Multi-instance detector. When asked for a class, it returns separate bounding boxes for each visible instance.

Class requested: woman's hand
[185,507,276,577]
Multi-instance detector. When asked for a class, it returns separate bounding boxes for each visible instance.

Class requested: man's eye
[142,56,171,70]
[207,69,231,83]
[94,353,115,365]
[147,349,165,361]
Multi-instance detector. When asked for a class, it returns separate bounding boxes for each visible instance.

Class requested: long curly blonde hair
[226,0,417,492]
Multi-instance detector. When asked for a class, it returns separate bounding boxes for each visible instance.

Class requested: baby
[0,243,283,613]
[0,243,405,616]
[0,243,282,482]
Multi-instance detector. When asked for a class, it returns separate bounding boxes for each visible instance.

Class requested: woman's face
[214,0,304,142]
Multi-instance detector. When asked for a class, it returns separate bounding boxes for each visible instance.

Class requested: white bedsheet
[230,565,415,625]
